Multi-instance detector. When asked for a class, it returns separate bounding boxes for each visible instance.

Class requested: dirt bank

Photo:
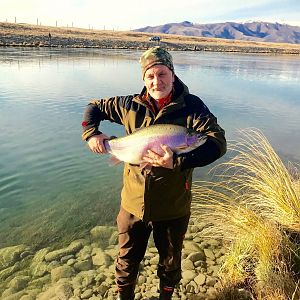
[1,22,300,54]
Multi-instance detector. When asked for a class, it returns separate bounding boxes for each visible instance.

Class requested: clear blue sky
[1,0,299,30]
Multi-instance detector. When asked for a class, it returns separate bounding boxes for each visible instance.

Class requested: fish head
[185,131,207,151]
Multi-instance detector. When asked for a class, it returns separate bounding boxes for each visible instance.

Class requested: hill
[134,21,300,44]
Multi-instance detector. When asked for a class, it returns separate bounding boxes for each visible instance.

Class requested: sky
[1,0,300,31]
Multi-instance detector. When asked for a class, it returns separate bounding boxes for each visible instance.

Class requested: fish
[103,124,207,165]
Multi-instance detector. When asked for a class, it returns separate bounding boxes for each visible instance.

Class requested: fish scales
[104,124,207,165]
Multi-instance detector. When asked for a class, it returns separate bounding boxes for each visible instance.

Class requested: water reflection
[0,47,299,248]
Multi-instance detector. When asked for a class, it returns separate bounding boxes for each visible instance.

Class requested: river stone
[193,236,202,243]
[187,251,206,262]
[79,270,98,287]
[194,273,206,286]
[8,275,31,291]
[77,245,92,259]
[67,258,76,266]
[47,260,61,272]
[206,276,218,287]
[0,245,28,270]
[206,286,217,299]
[183,241,202,253]
[45,241,83,262]
[95,273,106,283]
[92,248,113,267]
[186,280,199,293]
[90,226,116,247]
[97,283,110,296]
[1,290,26,300]
[0,262,21,281]
[36,285,56,300]
[28,274,51,289]
[20,288,40,300]
[191,225,203,234]
[137,275,146,285]
[149,254,159,265]
[20,296,35,300]
[30,248,49,277]
[81,288,93,299]
[30,248,49,263]
[182,270,197,281]
[104,248,118,260]
[30,261,48,278]
[208,265,220,277]
[184,233,194,240]
[74,259,92,272]
[182,258,194,271]
[60,255,74,263]
[54,282,73,300]
[108,231,119,246]
[206,238,220,248]
[148,247,157,254]
[1,288,14,297]
[204,248,215,260]
[51,265,74,282]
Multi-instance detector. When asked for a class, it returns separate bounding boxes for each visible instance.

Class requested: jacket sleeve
[81,96,128,141]
[174,98,227,170]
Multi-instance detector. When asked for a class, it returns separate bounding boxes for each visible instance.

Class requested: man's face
[144,65,175,100]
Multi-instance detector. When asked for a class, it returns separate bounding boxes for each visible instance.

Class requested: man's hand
[142,144,174,169]
[87,134,109,154]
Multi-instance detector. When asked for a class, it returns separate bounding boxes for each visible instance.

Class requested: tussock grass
[191,128,300,299]
[222,129,300,232]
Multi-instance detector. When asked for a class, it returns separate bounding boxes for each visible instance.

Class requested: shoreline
[1,22,300,55]
[0,220,239,300]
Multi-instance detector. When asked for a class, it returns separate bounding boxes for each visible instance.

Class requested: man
[82,47,226,300]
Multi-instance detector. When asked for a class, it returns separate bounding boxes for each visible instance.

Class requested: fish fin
[109,155,123,166]
[176,145,188,150]
[139,162,151,171]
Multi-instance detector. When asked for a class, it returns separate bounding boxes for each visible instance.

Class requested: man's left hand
[142,144,174,169]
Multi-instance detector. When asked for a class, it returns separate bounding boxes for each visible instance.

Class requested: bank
[1,22,300,54]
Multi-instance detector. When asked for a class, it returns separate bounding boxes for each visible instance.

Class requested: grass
[191,128,300,299]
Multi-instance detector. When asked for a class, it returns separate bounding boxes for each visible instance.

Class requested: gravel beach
[0,218,235,300]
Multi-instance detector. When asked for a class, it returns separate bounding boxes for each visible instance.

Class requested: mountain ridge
[134,21,300,44]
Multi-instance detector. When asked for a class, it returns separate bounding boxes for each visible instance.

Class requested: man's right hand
[87,134,109,154]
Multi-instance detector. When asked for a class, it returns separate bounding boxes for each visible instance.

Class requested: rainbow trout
[103,124,207,165]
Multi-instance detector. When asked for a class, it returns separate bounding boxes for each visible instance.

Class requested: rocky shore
[1,22,300,54]
[0,219,228,300]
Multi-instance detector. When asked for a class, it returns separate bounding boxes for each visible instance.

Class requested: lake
[0,47,300,249]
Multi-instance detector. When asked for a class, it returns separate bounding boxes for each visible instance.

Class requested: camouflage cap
[139,46,174,79]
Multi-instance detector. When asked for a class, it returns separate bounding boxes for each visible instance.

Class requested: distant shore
[1,22,300,54]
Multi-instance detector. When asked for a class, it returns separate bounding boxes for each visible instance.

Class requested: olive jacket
[82,76,226,221]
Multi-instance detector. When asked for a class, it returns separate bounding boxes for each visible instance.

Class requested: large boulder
[91,248,113,267]
[8,275,31,292]
[30,248,49,278]
[51,265,75,283]
[90,226,116,248]
[45,241,83,262]
[0,263,21,281]
[0,245,29,270]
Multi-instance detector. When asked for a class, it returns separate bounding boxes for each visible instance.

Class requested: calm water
[0,47,300,249]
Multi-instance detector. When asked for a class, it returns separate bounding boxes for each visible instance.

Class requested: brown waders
[115,207,190,299]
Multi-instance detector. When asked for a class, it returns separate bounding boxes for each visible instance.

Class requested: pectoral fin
[109,155,123,166]
[175,143,188,150]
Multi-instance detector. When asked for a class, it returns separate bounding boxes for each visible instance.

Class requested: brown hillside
[1,22,300,54]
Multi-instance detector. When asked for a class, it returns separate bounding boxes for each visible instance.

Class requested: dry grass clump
[191,128,300,299]
[223,129,300,232]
